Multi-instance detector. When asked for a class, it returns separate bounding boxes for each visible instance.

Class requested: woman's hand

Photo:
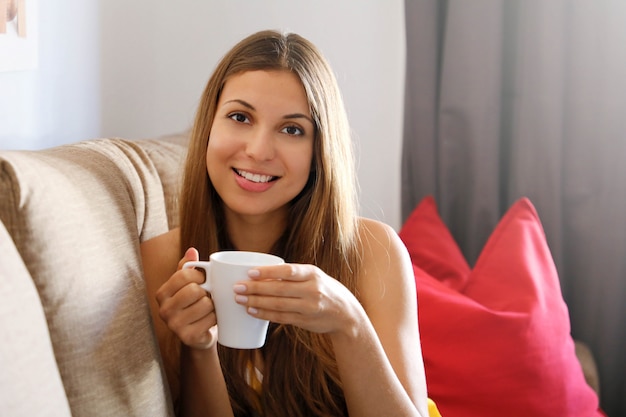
[233,263,364,336]
[155,248,218,350]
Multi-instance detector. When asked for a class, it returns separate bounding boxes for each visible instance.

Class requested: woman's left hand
[233,264,362,335]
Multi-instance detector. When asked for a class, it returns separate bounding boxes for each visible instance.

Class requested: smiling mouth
[234,169,278,184]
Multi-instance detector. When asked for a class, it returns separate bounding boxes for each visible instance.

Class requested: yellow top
[428,397,442,417]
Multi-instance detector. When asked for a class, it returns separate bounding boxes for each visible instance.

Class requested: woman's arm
[178,344,233,417]
[141,230,234,417]
[332,218,428,416]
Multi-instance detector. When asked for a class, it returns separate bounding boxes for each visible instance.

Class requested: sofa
[0,133,601,416]
[0,133,188,416]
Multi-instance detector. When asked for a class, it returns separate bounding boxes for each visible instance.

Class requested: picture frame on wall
[0,0,38,72]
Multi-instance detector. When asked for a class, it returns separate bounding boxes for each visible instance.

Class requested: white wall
[0,1,101,150]
[0,0,406,229]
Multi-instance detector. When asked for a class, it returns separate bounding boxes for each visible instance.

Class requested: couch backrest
[0,134,188,417]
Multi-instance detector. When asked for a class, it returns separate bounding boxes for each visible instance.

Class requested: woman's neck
[224,209,287,253]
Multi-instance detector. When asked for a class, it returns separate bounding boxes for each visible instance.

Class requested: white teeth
[236,169,273,183]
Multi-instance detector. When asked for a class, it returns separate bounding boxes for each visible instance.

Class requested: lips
[234,168,278,183]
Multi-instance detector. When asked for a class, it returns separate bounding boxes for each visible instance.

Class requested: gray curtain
[402,1,626,416]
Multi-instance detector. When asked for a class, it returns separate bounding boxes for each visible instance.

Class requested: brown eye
[282,125,303,136]
[229,113,250,124]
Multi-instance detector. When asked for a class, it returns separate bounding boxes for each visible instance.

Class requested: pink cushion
[400,196,601,417]
[399,196,470,291]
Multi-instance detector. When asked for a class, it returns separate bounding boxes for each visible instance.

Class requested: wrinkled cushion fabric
[0,221,72,416]
[0,137,186,417]
[401,196,601,417]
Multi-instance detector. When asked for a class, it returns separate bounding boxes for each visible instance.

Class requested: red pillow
[399,196,470,291]
[401,197,601,417]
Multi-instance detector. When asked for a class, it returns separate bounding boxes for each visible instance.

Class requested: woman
[141,30,433,417]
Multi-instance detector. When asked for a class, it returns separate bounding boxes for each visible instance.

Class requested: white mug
[183,251,284,349]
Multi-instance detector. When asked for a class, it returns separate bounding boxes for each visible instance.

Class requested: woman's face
[207,70,315,223]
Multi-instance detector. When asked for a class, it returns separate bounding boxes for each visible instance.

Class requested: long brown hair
[179,30,360,416]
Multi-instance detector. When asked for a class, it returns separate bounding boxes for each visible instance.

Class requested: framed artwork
[0,0,38,72]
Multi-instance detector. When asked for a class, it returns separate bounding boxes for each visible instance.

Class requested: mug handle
[182,261,212,291]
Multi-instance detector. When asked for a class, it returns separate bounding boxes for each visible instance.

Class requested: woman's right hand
[155,248,218,350]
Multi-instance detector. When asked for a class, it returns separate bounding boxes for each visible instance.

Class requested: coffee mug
[183,251,284,349]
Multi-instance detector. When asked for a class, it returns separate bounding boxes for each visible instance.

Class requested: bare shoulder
[356,217,410,268]
[355,218,414,297]
[357,217,397,244]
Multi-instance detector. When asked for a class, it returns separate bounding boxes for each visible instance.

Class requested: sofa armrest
[0,221,72,416]
[575,340,601,396]
[0,134,188,417]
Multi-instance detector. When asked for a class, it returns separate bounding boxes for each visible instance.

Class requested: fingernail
[248,307,258,315]
[248,269,260,278]
[233,284,247,293]
[185,247,198,259]
[235,294,248,303]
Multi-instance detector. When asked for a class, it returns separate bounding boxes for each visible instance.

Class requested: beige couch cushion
[0,221,72,416]
[0,136,187,417]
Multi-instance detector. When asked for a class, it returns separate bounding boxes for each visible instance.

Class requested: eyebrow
[223,99,314,125]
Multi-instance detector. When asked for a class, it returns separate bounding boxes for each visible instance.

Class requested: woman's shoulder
[356,217,402,252]
[355,217,411,275]
[354,217,417,320]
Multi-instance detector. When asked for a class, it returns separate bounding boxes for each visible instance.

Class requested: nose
[245,128,276,161]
